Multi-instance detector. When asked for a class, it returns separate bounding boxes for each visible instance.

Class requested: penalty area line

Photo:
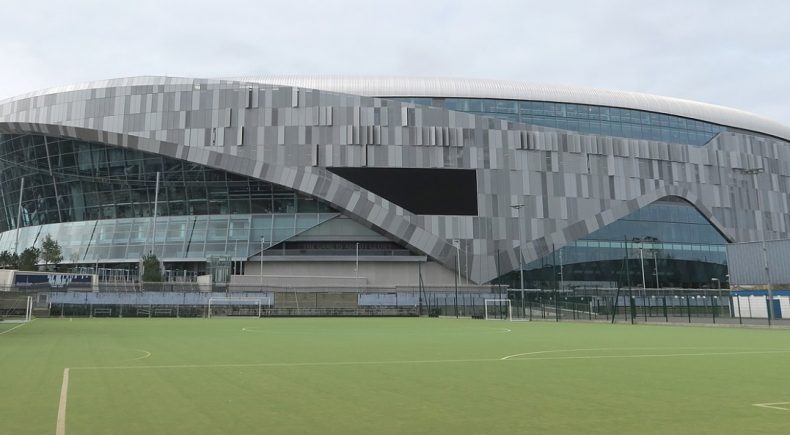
[72,349,790,371]
[0,319,35,336]
[501,349,790,361]
[753,402,790,411]
[0,322,27,335]
[56,368,70,435]
[500,346,734,360]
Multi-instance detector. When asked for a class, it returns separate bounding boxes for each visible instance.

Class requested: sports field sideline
[1,318,789,434]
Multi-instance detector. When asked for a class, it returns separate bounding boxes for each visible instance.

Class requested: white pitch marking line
[502,349,790,362]
[71,349,790,371]
[753,402,790,411]
[73,357,497,371]
[500,346,785,360]
[501,347,678,360]
[125,349,152,361]
[241,327,266,332]
[243,327,511,334]
[0,322,27,336]
[56,368,70,435]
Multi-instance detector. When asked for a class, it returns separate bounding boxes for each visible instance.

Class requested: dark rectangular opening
[328,167,477,215]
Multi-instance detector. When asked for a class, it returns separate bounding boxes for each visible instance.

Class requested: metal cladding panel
[237,75,790,142]
[727,239,790,285]
[5,75,790,141]
[2,76,790,284]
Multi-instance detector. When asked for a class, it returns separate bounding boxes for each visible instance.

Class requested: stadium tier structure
[1,75,789,289]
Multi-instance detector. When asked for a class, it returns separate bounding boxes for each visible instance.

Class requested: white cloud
[1,0,788,123]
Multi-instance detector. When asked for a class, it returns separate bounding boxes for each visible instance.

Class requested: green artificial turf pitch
[1,318,789,434]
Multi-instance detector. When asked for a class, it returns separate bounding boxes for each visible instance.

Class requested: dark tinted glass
[0,134,334,232]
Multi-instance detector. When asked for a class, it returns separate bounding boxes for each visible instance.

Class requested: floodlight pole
[552,243,559,322]
[150,171,160,255]
[559,247,564,292]
[260,236,266,291]
[639,248,646,290]
[355,242,359,279]
[511,204,525,292]
[14,177,24,254]
[736,166,772,324]
[761,237,774,326]
[453,239,460,318]
[653,251,660,289]
[639,246,647,321]
[625,237,633,324]
[711,278,720,322]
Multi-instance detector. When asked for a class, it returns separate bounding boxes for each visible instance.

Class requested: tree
[40,234,63,271]
[18,247,40,271]
[0,250,19,269]
[141,253,163,282]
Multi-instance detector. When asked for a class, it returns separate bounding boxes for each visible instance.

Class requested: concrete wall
[731,296,790,318]
[0,269,13,287]
[236,260,458,288]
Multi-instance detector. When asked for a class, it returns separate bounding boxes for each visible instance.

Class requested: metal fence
[506,288,790,327]
[2,285,787,326]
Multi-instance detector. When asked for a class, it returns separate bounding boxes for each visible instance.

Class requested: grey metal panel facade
[236,75,790,142]
[6,76,790,142]
[726,240,790,286]
[1,76,790,284]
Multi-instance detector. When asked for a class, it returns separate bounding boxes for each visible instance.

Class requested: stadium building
[1,76,789,289]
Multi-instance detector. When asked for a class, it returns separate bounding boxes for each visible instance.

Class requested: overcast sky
[2,0,788,123]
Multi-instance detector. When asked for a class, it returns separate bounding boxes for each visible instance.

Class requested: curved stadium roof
[3,75,789,141]
[238,75,790,142]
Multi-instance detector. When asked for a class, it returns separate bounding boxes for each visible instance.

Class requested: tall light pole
[14,177,24,255]
[452,239,460,318]
[653,251,660,289]
[355,242,359,279]
[631,237,648,321]
[735,167,772,323]
[639,247,646,290]
[260,236,266,291]
[559,247,564,292]
[761,238,775,325]
[150,171,160,255]
[511,204,525,292]
[712,277,721,320]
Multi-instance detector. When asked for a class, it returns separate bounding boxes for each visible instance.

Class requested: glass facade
[0,134,339,262]
[392,97,723,146]
[0,134,335,233]
[0,213,338,263]
[498,197,729,289]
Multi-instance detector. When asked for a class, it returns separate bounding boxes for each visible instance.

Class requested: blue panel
[772,299,782,319]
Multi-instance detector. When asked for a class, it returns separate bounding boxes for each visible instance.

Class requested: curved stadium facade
[1,76,789,289]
